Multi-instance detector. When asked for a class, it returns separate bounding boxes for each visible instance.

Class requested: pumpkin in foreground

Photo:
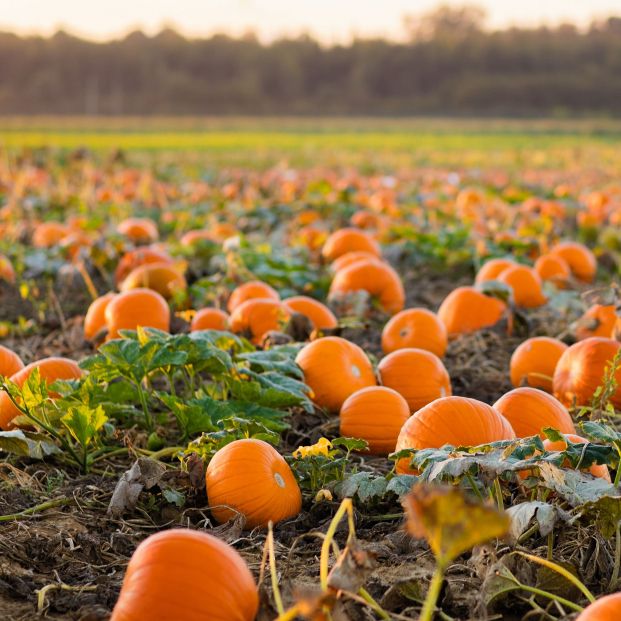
[110,529,259,621]
[575,592,621,621]
[543,434,610,481]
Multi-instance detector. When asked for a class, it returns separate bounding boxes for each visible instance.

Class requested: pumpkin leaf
[335,472,388,503]
[505,501,565,541]
[574,495,621,538]
[0,429,60,459]
[331,437,369,452]
[61,404,108,449]
[386,474,419,497]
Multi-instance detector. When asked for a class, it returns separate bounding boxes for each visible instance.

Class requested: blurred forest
[2,6,621,117]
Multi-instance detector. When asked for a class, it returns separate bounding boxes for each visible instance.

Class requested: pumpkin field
[2,121,621,621]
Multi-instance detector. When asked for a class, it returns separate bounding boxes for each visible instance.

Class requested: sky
[1,0,620,42]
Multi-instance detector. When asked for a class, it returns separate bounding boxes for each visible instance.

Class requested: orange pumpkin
[437,286,509,337]
[534,254,571,288]
[117,218,159,244]
[115,246,173,285]
[331,251,381,273]
[575,593,621,621]
[190,308,229,332]
[474,258,514,285]
[110,529,259,621]
[378,348,451,412]
[206,439,302,529]
[575,304,616,340]
[120,262,187,300]
[84,292,117,341]
[228,299,290,345]
[282,296,337,331]
[339,386,410,455]
[0,357,83,430]
[493,387,575,438]
[0,254,16,283]
[321,228,381,262]
[0,346,24,378]
[227,281,280,313]
[180,229,215,246]
[381,308,447,357]
[105,288,171,339]
[553,337,621,408]
[550,241,597,283]
[395,396,515,474]
[510,336,568,392]
[32,221,68,248]
[329,259,405,315]
[350,210,384,230]
[295,336,376,412]
[543,434,610,481]
[497,265,547,308]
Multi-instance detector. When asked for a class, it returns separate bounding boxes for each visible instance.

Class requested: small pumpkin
[575,593,621,621]
[227,281,280,313]
[534,254,571,288]
[295,336,376,412]
[105,288,171,339]
[321,228,381,262]
[339,386,410,455]
[206,439,302,529]
[84,292,117,341]
[190,308,229,332]
[229,299,290,345]
[180,228,215,247]
[0,346,24,378]
[110,529,259,621]
[575,304,616,340]
[378,348,451,413]
[543,434,610,481]
[497,264,547,308]
[282,296,337,331]
[381,308,447,357]
[493,387,575,438]
[0,254,16,283]
[114,246,172,285]
[510,336,568,392]
[550,241,597,283]
[474,257,514,285]
[32,221,68,248]
[120,262,187,299]
[117,217,159,244]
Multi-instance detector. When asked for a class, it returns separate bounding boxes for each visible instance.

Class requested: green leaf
[61,404,108,448]
[0,429,60,459]
[386,474,419,497]
[335,472,388,503]
[331,437,369,452]
[162,488,186,507]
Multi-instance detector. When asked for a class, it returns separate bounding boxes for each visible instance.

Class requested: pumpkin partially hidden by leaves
[381,308,447,357]
[295,336,376,412]
[84,292,117,341]
[339,386,410,455]
[553,337,621,408]
[110,529,259,621]
[543,434,611,481]
[105,288,171,339]
[206,439,302,529]
[493,387,575,439]
[575,593,621,621]
[395,396,515,474]
[114,246,172,285]
[321,228,381,262]
[282,296,337,331]
[0,346,24,379]
[190,308,229,332]
[550,241,597,283]
[510,336,568,392]
[229,299,291,345]
[227,280,280,313]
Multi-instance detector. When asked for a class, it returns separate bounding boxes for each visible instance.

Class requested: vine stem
[0,496,72,522]
[419,563,446,621]
[268,522,285,616]
[518,585,583,612]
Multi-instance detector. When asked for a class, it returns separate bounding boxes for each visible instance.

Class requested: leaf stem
[0,496,72,521]
[419,563,446,621]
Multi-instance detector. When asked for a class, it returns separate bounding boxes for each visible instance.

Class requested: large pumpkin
[321,228,381,262]
[575,304,616,341]
[395,396,515,474]
[105,288,171,339]
[120,262,187,300]
[497,265,547,309]
[228,299,291,345]
[474,258,515,285]
[493,387,575,439]
[378,348,451,412]
[282,296,338,331]
[550,241,597,283]
[0,346,24,378]
[295,336,376,411]
[227,281,280,313]
[381,308,447,357]
[543,434,610,481]
[510,336,568,392]
[339,386,410,455]
[110,529,259,621]
[575,593,621,621]
[553,337,621,408]
[206,439,301,529]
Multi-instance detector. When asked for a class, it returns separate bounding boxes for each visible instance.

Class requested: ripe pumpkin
[229,299,290,345]
[350,210,384,230]
[534,254,571,288]
[84,292,117,341]
[114,246,173,285]
[575,593,621,621]
[329,259,405,315]
[0,357,83,430]
[493,387,575,439]
[105,288,171,339]
[110,529,259,621]
[227,281,280,313]
[180,229,215,247]
[0,254,16,283]
[474,258,514,285]
[510,336,568,392]
[32,221,68,248]
[295,336,376,412]
[437,286,509,337]
[282,296,337,331]
[550,241,597,283]
[553,337,621,408]
[117,217,159,244]
[190,308,229,332]
[331,250,381,273]
[378,348,451,412]
[381,308,447,357]
[543,434,610,481]
[575,304,616,340]
[339,386,410,455]
[0,346,24,378]
[497,264,547,308]
[120,262,187,300]
[206,439,302,529]
[321,228,381,262]
[395,396,515,474]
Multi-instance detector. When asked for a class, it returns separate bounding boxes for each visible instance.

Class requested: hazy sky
[1,0,620,41]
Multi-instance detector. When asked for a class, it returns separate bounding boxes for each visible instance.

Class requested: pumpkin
[510,336,568,392]
[543,434,610,481]
[105,288,171,339]
[329,259,405,315]
[575,593,621,621]
[321,228,381,262]
[331,250,381,273]
[114,246,172,285]
[378,348,451,412]
[282,296,337,331]
[497,264,547,308]
[206,439,302,529]
[534,254,571,288]
[0,346,24,378]
[550,241,597,283]
[381,308,447,357]
[117,217,159,244]
[84,292,117,340]
[190,308,229,332]
[575,304,616,340]
[395,396,515,474]
[553,337,621,408]
[180,229,215,247]
[295,336,376,412]
[110,529,259,621]
[32,221,68,248]
[0,357,83,430]
[493,387,575,438]
[120,262,187,299]
[350,210,384,230]
[229,299,290,345]
[0,254,16,283]
[437,286,509,337]
[227,281,280,313]
[339,386,410,455]
[474,257,514,284]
